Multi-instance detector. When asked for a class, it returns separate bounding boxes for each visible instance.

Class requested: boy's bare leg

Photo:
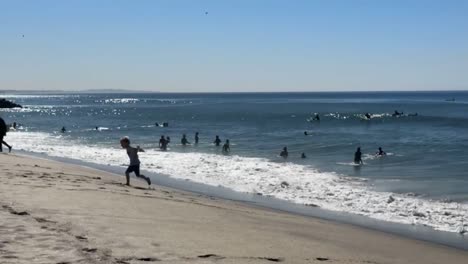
[125,172,130,186]
[3,141,12,153]
[136,174,151,186]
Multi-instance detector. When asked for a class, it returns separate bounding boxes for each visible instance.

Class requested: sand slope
[0,153,467,264]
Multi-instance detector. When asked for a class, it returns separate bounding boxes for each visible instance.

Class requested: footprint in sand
[82,247,97,253]
[75,235,88,241]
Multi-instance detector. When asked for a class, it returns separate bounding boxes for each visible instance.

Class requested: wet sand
[0,153,467,264]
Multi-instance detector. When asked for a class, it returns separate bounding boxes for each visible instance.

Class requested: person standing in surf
[159,135,167,151]
[0,117,12,153]
[120,136,151,186]
[181,134,190,146]
[280,147,288,158]
[214,135,221,146]
[222,139,230,153]
[354,147,363,164]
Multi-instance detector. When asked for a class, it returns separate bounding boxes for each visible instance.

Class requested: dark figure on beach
[301,152,306,159]
[214,135,221,146]
[222,140,230,153]
[304,131,308,136]
[376,147,386,156]
[120,137,151,186]
[195,132,199,144]
[313,113,320,121]
[365,113,372,119]
[159,136,167,151]
[61,126,66,133]
[280,147,288,158]
[0,117,12,153]
[354,147,363,165]
[12,122,17,129]
[181,134,190,146]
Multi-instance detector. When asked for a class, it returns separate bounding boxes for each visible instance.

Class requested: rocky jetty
[0,98,22,108]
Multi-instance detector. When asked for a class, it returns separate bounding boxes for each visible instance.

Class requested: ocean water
[1,91,468,234]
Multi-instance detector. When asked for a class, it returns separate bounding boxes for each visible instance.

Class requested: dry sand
[0,153,467,264]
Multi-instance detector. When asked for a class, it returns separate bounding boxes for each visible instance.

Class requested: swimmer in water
[222,139,230,153]
[159,135,167,151]
[61,126,66,133]
[313,113,320,121]
[365,113,372,119]
[195,132,199,144]
[280,147,288,158]
[354,147,363,165]
[304,131,308,136]
[214,135,221,146]
[301,152,306,159]
[392,110,403,117]
[376,147,386,156]
[181,134,190,146]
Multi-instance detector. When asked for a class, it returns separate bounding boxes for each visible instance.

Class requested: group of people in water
[364,110,418,120]
[353,147,386,165]
[279,145,386,165]
[157,132,231,153]
[286,111,397,163]
[309,111,417,122]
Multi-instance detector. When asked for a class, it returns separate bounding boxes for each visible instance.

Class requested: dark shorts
[126,165,140,176]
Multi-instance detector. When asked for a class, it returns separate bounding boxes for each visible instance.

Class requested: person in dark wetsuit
[376,147,386,156]
[222,139,230,153]
[365,113,372,119]
[0,117,12,153]
[392,110,403,117]
[214,135,221,146]
[301,152,306,159]
[195,132,199,144]
[280,147,288,158]
[354,147,363,164]
[159,136,167,151]
[181,134,190,146]
[304,131,308,136]
[313,113,320,121]
[61,126,66,133]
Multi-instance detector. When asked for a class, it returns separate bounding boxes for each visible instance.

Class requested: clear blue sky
[1,0,467,92]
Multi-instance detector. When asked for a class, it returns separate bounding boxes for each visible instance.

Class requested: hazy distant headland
[0,89,157,94]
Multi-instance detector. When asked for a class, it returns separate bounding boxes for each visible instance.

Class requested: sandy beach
[0,153,467,264]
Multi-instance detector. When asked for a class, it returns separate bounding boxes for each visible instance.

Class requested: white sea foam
[99,98,140,104]
[7,131,468,234]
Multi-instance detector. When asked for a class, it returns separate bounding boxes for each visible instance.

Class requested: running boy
[120,137,151,186]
